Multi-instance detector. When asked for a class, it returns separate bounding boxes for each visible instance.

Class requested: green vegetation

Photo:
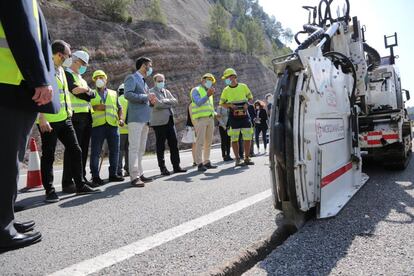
[145,0,167,25]
[100,0,133,22]
[208,0,293,65]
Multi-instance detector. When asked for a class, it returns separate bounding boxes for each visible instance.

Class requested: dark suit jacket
[0,0,59,113]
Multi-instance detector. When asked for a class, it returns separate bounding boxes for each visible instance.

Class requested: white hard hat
[118,83,125,92]
[72,50,89,64]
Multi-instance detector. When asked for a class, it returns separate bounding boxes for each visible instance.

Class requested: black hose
[318,0,350,26]
[294,31,307,45]
[295,25,325,52]
[363,42,381,71]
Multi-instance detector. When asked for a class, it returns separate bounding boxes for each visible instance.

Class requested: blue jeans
[90,124,120,178]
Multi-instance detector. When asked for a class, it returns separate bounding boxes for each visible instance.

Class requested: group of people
[0,0,272,252]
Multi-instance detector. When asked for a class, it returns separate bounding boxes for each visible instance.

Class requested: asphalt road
[245,158,414,275]
[2,145,279,275]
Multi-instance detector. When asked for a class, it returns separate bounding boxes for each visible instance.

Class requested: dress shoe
[197,164,207,172]
[14,221,35,233]
[223,156,234,162]
[192,162,197,167]
[204,162,218,169]
[131,178,145,187]
[62,184,76,194]
[76,184,100,195]
[160,167,171,176]
[140,175,153,183]
[0,232,42,252]
[124,171,130,177]
[109,175,125,182]
[82,177,92,185]
[91,177,104,187]
[244,158,255,165]
[173,167,187,173]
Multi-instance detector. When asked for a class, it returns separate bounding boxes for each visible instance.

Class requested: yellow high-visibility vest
[91,89,119,128]
[190,85,214,119]
[118,94,128,134]
[65,70,91,113]
[43,67,72,122]
[0,0,40,85]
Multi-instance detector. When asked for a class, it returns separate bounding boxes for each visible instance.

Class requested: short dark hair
[135,57,152,70]
[52,40,70,55]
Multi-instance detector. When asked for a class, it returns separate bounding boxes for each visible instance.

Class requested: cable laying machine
[269,0,411,227]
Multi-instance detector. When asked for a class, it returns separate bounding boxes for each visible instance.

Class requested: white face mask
[62,57,72,68]
[96,79,106,88]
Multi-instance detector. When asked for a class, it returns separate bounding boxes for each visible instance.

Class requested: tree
[145,0,167,25]
[231,28,247,53]
[241,19,264,55]
[209,4,231,48]
[101,0,133,22]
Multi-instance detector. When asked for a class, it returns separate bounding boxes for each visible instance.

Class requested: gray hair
[153,73,165,81]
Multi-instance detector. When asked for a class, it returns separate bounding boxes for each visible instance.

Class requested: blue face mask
[79,65,87,75]
[225,78,231,86]
[146,67,153,77]
[205,80,213,89]
[156,82,165,89]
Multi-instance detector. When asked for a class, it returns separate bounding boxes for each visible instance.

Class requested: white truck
[268,0,410,227]
[358,33,411,169]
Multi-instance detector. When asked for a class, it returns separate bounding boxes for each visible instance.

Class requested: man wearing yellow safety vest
[0,0,61,251]
[63,50,96,187]
[38,40,99,203]
[219,68,255,167]
[90,70,125,186]
[117,83,130,177]
[190,73,219,172]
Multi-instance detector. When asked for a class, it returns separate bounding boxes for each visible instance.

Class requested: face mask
[224,78,231,86]
[205,80,213,89]
[156,82,165,89]
[79,65,87,75]
[62,57,72,67]
[256,106,260,110]
[146,67,153,77]
[96,79,106,88]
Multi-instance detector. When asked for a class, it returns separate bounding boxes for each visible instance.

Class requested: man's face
[54,47,71,67]
[155,76,165,83]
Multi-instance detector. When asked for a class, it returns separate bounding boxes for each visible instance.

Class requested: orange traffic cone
[21,138,43,191]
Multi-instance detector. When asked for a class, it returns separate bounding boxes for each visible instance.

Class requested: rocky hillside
[30,0,279,160]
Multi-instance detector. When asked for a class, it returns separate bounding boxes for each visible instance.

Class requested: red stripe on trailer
[382,134,399,140]
[321,162,353,188]
[368,131,382,136]
[367,140,381,145]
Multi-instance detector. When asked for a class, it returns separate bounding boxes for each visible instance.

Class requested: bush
[145,0,167,25]
[101,0,133,22]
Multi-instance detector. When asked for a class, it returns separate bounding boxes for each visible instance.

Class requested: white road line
[49,189,272,276]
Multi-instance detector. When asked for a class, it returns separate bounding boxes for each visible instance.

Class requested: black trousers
[218,126,231,158]
[152,116,180,169]
[0,106,36,242]
[62,112,91,184]
[255,126,268,149]
[39,118,83,193]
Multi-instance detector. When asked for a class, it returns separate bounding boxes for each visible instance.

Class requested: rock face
[29,0,276,159]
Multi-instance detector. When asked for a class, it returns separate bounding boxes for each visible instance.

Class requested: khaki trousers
[194,116,214,165]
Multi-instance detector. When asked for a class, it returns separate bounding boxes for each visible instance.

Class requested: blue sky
[259,0,414,106]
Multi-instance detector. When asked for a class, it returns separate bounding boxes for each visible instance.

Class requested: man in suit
[124,57,157,187]
[0,0,60,251]
[149,73,187,176]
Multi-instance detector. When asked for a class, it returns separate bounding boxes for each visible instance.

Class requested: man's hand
[149,93,157,105]
[39,116,53,133]
[119,119,125,127]
[207,87,215,97]
[72,87,90,95]
[243,103,248,110]
[32,85,53,106]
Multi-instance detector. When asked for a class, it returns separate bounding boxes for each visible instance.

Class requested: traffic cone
[21,138,43,191]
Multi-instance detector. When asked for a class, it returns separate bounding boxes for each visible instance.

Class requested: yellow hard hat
[201,73,216,84]
[221,68,237,80]
[92,70,107,81]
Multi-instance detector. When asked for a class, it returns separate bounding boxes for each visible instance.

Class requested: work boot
[173,166,187,173]
[235,158,245,167]
[140,175,154,183]
[131,178,145,187]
